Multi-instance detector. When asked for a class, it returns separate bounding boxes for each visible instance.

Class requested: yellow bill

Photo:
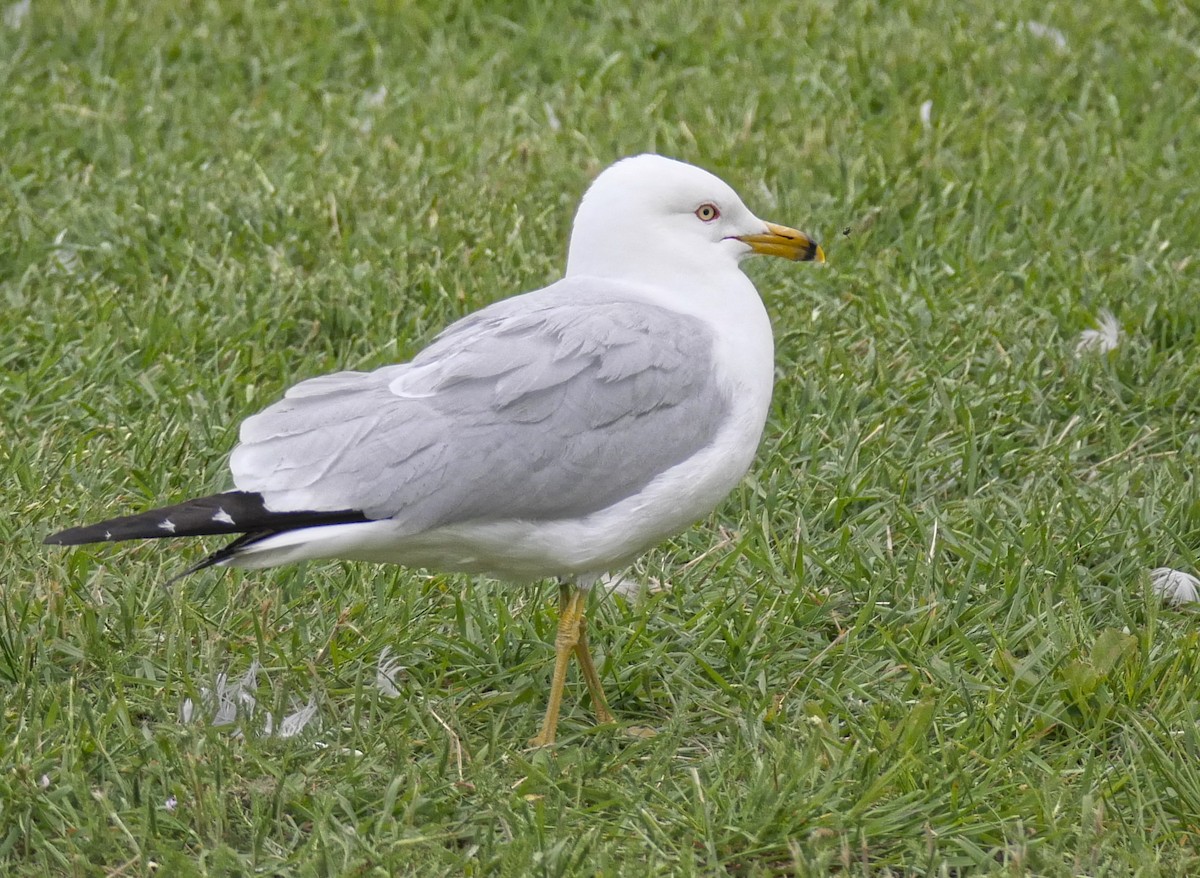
[737,222,825,263]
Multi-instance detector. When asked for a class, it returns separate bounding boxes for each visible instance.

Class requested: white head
[565,154,822,286]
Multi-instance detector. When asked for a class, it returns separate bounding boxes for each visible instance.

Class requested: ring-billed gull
[45,154,825,746]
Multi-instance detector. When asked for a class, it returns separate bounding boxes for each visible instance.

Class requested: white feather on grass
[919,100,933,131]
[1075,309,1122,356]
[1150,568,1200,606]
[179,661,259,727]
[1019,20,1069,52]
[362,85,388,109]
[3,0,30,30]
[51,230,80,276]
[599,572,670,599]
[180,661,319,737]
[263,699,319,738]
[375,647,405,698]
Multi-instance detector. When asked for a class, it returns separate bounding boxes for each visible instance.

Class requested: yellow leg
[574,613,614,725]
[529,584,583,747]
[529,583,614,746]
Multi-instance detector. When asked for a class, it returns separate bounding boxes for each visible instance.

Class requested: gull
[44,154,824,746]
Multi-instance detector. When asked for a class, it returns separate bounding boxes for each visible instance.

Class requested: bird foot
[527,732,555,749]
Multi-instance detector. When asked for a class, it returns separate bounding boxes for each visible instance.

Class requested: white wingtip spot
[159,518,177,534]
[212,508,235,526]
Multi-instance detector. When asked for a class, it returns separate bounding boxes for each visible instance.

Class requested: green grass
[4,0,1200,874]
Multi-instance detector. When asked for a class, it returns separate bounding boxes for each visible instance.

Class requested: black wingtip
[164,531,273,584]
[44,528,96,546]
[43,491,371,548]
[43,516,157,546]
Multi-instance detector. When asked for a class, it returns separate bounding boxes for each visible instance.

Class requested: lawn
[3,0,1200,874]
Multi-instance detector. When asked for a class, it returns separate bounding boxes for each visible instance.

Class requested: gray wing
[229,279,731,532]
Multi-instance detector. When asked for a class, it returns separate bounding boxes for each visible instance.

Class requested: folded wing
[230,279,730,534]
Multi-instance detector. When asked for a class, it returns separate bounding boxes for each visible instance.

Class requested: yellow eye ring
[695,203,720,222]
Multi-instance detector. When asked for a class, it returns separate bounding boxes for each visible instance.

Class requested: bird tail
[44,490,370,575]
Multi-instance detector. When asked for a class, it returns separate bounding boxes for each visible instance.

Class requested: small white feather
[1150,568,1200,605]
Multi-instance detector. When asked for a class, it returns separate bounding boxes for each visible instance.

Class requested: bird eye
[695,203,720,222]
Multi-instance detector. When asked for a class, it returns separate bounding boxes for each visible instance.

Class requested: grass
[3,0,1200,873]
